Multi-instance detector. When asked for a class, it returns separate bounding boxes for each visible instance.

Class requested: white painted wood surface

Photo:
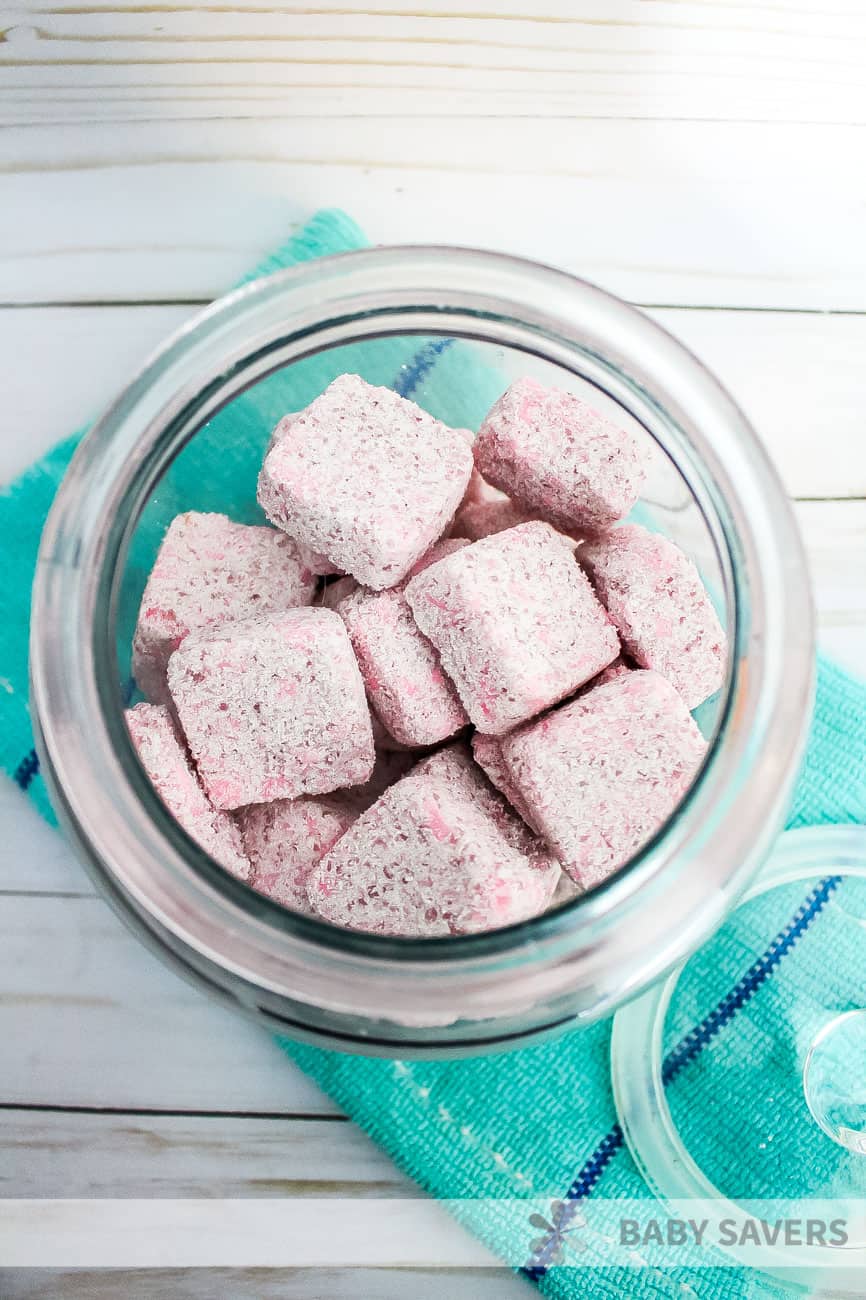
[5,117,866,311]
[1,1268,526,1298]
[3,1,866,125]
[1,5,865,1294]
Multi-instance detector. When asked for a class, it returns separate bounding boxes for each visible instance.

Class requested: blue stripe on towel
[522,872,843,1280]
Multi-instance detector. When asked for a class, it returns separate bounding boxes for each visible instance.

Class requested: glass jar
[29,246,813,1056]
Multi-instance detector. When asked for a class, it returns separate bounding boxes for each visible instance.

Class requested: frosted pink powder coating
[167,607,375,810]
[257,374,473,589]
[132,512,317,704]
[580,523,726,709]
[452,470,584,550]
[452,495,534,542]
[298,545,341,577]
[367,705,416,754]
[268,414,349,577]
[460,469,506,510]
[501,670,707,889]
[337,539,469,747]
[415,743,561,906]
[308,765,558,936]
[405,521,620,736]
[474,377,646,534]
[238,793,360,914]
[264,410,300,457]
[583,655,633,691]
[471,733,543,834]
[126,703,251,881]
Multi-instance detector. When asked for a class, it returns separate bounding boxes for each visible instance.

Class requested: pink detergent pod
[238,794,360,914]
[501,670,707,889]
[257,374,473,589]
[126,703,251,880]
[167,607,374,810]
[580,523,726,710]
[132,511,317,703]
[298,545,342,577]
[470,732,543,834]
[460,469,505,510]
[366,705,416,754]
[337,539,469,748]
[264,410,300,457]
[308,762,559,936]
[405,521,620,735]
[474,377,646,534]
[452,470,581,546]
[452,495,534,542]
[268,410,340,577]
[583,655,633,691]
[415,743,561,902]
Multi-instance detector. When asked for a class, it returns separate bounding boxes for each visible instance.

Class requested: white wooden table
[1,3,865,1295]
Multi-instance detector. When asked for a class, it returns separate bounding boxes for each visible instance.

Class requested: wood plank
[0,1110,412,1198]
[0,892,340,1114]
[3,117,866,310]
[0,1198,500,1268]
[648,309,866,501]
[3,304,866,497]
[0,1269,527,1299]
[795,499,866,673]
[0,779,86,895]
[0,303,191,480]
[3,1,866,125]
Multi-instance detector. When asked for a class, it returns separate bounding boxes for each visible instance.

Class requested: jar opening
[31,247,812,1044]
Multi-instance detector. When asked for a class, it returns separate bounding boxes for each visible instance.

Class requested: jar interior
[111,325,733,936]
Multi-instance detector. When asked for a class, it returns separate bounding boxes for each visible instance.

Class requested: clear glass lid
[611,825,866,1292]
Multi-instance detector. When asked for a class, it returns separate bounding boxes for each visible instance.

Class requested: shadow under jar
[30,246,813,1056]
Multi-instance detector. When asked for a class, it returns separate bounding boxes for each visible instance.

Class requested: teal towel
[3,210,866,1298]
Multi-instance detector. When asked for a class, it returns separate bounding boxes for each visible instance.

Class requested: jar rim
[30,244,814,1043]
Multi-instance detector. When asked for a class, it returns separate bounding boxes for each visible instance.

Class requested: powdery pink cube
[308,764,557,936]
[258,375,473,589]
[126,703,251,881]
[439,661,636,842]
[167,607,375,810]
[367,705,415,754]
[474,377,646,534]
[580,524,726,710]
[133,512,317,703]
[238,794,360,914]
[337,539,469,747]
[452,495,534,542]
[405,521,620,736]
[265,410,301,457]
[415,743,561,904]
[582,654,633,692]
[471,733,543,835]
[463,468,500,503]
[298,545,341,577]
[267,412,344,580]
[501,670,707,889]
[457,469,507,512]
